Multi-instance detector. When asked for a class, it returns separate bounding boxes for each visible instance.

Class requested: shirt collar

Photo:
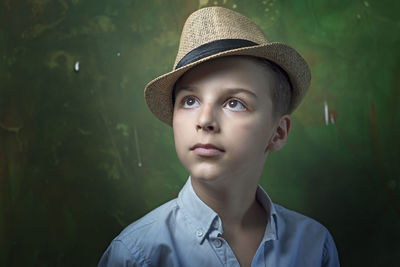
[177,176,279,244]
[177,176,219,244]
[256,184,279,242]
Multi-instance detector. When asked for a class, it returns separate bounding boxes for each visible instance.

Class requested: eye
[181,96,200,109]
[224,99,247,111]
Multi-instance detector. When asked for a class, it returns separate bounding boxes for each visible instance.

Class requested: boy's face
[172,56,282,184]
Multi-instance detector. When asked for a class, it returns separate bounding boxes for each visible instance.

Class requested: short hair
[172,56,292,119]
[251,56,292,119]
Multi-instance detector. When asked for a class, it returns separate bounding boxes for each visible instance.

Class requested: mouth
[190,143,225,157]
[191,143,224,151]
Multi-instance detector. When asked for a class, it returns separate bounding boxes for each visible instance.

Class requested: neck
[190,172,266,229]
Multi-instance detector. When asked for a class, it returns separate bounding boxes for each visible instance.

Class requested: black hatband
[175,39,258,69]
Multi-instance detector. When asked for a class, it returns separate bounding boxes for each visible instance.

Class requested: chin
[189,163,226,182]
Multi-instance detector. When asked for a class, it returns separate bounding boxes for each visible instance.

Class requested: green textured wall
[1,0,399,266]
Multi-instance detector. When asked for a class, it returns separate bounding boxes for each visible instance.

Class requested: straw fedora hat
[144,6,311,126]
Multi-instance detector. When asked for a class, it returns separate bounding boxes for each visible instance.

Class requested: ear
[266,115,291,153]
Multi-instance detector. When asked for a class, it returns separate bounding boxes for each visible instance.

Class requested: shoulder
[120,198,179,240]
[98,198,181,266]
[273,203,340,266]
[118,198,181,250]
[273,202,328,236]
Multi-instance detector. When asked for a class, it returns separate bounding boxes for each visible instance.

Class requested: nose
[196,103,220,133]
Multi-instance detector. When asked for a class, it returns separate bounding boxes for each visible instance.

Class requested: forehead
[174,56,276,97]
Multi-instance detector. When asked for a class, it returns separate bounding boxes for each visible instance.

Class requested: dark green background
[1,0,399,266]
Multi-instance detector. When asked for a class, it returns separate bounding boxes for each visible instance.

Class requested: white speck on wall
[74,61,79,72]
[330,114,335,124]
[324,101,329,125]
[134,126,143,168]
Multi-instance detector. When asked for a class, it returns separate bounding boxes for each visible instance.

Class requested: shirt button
[213,239,222,248]
[196,229,204,237]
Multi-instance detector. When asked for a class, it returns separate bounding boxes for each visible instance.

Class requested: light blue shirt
[99,177,340,267]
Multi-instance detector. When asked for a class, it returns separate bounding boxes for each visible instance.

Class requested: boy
[99,6,340,267]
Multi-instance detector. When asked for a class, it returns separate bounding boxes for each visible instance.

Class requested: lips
[190,143,224,151]
[190,143,224,157]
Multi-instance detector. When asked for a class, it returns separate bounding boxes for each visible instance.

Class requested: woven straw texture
[144,6,311,126]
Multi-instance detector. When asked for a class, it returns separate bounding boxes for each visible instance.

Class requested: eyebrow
[176,86,258,99]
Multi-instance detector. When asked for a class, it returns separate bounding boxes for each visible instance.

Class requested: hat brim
[144,42,311,126]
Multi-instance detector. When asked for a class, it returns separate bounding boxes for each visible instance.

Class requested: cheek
[173,124,184,149]
[173,115,190,158]
[225,118,270,155]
